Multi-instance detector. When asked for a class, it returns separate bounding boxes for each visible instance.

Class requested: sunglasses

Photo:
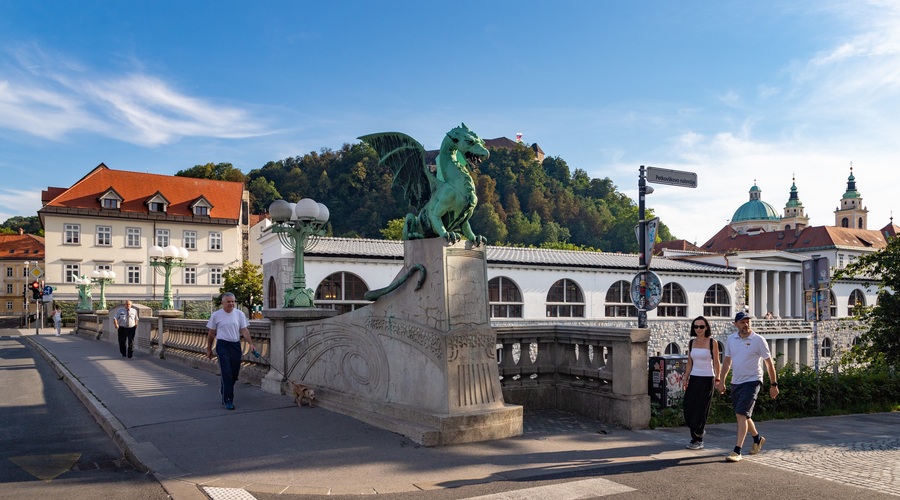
[692,324,707,330]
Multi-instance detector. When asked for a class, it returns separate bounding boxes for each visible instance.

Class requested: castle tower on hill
[834,166,868,229]
[781,176,809,231]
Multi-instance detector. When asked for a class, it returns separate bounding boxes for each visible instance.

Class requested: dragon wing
[358,132,433,210]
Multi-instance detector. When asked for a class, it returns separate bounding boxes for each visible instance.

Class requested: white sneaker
[686,441,704,450]
[726,452,742,462]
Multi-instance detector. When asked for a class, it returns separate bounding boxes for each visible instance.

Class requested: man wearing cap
[717,311,779,462]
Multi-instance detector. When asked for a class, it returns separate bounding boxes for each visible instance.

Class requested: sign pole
[638,165,648,329]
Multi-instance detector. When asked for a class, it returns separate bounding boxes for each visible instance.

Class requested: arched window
[314,272,370,314]
[657,283,687,317]
[267,276,277,309]
[489,276,523,318]
[829,291,837,319]
[821,337,832,358]
[664,342,680,355]
[605,280,636,317]
[841,217,849,228]
[546,279,584,318]
[852,336,861,347]
[703,284,731,318]
[848,289,866,313]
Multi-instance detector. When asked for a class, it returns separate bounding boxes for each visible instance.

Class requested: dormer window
[146,192,170,214]
[98,188,123,210]
[190,196,213,217]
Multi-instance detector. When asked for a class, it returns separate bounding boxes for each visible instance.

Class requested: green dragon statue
[359,123,490,245]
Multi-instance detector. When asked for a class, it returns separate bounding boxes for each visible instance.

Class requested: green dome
[732,184,781,222]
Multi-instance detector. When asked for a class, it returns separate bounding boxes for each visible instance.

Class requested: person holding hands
[717,312,779,462]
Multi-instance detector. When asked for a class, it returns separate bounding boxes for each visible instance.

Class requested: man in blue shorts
[717,312,779,462]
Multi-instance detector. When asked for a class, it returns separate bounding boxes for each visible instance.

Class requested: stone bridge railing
[494,324,650,429]
[76,314,651,429]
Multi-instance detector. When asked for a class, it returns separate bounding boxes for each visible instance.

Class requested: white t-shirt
[723,330,771,384]
[206,308,249,342]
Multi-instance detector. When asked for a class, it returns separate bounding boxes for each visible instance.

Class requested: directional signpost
[636,166,697,328]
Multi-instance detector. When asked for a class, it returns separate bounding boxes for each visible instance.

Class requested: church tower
[782,175,809,231]
[834,165,868,229]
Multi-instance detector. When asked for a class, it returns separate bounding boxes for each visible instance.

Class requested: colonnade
[745,269,804,319]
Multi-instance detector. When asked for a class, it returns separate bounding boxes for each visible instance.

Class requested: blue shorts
[731,381,761,417]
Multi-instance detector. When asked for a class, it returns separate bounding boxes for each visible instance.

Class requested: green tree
[176,162,246,183]
[219,261,263,314]
[834,236,900,366]
[248,177,281,213]
[380,218,405,240]
[2,216,42,234]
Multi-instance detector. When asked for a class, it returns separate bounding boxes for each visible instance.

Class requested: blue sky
[1,1,896,243]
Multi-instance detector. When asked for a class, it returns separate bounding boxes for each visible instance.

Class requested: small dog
[290,381,317,408]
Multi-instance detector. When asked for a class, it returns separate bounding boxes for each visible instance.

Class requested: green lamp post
[266,198,329,308]
[90,269,116,310]
[149,245,188,310]
[74,274,94,311]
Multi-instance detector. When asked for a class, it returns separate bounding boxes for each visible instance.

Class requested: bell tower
[782,175,809,230]
[834,164,868,229]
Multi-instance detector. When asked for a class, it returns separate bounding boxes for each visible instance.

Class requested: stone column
[772,271,781,318]
[747,270,756,314]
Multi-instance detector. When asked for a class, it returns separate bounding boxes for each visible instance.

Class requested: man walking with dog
[206,292,255,410]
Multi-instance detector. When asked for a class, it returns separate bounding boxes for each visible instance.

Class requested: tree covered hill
[230,139,673,253]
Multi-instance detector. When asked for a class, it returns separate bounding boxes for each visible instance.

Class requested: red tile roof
[654,239,703,254]
[700,224,889,253]
[41,164,245,220]
[0,234,45,261]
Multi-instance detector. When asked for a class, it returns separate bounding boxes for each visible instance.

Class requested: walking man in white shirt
[206,292,255,410]
[114,300,139,358]
[717,312,779,462]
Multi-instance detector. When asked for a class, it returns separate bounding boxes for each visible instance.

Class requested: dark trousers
[216,340,242,404]
[117,326,136,357]
[683,375,715,442]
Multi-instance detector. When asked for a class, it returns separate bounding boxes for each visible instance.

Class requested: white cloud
[0,45,272,146]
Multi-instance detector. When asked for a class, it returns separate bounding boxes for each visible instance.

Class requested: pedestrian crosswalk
[462,477,636,499]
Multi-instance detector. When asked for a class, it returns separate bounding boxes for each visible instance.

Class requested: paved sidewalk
[10,327,900,499]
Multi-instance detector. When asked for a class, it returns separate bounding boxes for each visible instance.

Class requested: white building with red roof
[38,164,249,306]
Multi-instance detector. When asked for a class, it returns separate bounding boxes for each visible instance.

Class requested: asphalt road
[0,334,169,500]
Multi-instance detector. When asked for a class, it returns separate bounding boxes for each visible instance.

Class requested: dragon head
[446,123,490,169]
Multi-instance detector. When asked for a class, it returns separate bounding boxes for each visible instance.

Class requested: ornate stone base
[266,239,523,445]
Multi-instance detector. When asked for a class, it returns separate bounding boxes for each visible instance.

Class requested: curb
[23,335,208,500]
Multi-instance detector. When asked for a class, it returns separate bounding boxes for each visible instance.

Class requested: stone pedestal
[269,238,522,446]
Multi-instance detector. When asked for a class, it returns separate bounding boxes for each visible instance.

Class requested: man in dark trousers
[206,292,255,410]
[114,300,139,358]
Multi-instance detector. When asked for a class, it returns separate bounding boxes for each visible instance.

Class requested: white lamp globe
[295,198,320,220]
[163,245,179,258]
[109,271,117,280]
[178,247,189,260]
[316,203,330,223]
[149,246,164,258]
[268,200,293,222]
[91,270,100,278]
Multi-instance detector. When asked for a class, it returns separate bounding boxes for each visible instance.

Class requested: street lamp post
[74,275,94,311]
[90,270,116,311]
[265,198,329,308]
[149,245,189,310]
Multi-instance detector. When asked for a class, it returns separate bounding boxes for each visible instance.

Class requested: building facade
[0,231,45,317]
[38,164,249,306]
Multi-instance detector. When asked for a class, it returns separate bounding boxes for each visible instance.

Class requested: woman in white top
[682,316,721,450]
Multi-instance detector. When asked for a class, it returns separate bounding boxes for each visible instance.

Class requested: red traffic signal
[30,281,41,299]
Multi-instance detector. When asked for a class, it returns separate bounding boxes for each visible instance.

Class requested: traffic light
[30,281,41,300]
